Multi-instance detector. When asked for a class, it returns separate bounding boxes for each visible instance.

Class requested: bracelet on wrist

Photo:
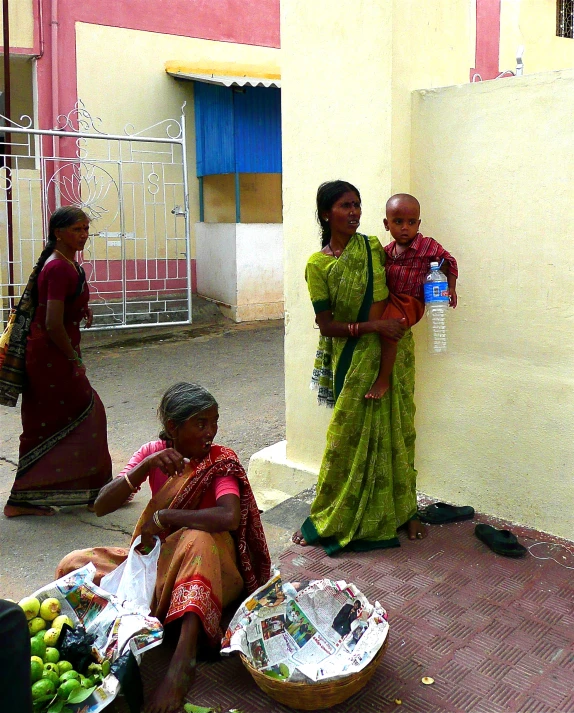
[124,473,138,493]
[348,322,359,338]
[153,510,164,529]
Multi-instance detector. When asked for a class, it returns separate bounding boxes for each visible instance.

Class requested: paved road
[0,320,285,599]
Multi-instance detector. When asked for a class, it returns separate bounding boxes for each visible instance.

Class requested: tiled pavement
[131,514,573,713]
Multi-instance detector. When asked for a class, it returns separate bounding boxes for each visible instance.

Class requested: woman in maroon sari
[3,206,112,517]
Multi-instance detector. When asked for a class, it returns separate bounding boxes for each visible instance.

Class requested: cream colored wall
[0,57,35,165]
[0,0,34,48]
[391,0,475,189]
[75,22,281,259]
[256,1,574,539]
[280,0,474,469]
[500,0,574,74]
[281,0,394,467]
[410,70,574,539]
[203,173,282,223]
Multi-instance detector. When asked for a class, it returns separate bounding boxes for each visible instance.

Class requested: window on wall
[557,0,574,38]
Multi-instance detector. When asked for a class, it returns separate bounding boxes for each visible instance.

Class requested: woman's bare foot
[365,376,390,399]
[292,530,307,546]
[145,658,196,713]
[406,519,427,540]
[4,504,56,518]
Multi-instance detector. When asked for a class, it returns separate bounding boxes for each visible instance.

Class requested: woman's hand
[83,307,94,328]
[373,318,407,341]
[138,517,162,553]
[144,448,189,478]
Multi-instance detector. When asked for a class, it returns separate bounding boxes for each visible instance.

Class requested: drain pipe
[50,0,59,211]
[51,0,59,125]
[2,0,14,307]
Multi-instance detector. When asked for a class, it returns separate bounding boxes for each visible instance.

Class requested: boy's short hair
[386,193,420,213]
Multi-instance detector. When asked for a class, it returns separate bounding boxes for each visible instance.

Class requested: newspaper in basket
[30,562,163,712]
[221,571,389,683]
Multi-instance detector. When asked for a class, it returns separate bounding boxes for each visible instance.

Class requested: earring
[325,218,329,222]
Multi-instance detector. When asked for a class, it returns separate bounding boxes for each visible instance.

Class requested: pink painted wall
[470,0,501,80]
[82,258,194,299]
[35,0,280,131]
[23,0,278,295]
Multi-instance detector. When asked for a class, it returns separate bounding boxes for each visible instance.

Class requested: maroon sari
[7,258,112,508]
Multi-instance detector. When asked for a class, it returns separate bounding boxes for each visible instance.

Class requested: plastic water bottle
[424,262,449,353]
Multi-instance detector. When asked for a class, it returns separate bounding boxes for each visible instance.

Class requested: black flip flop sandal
[418,502,475,524]
[474,524,527,558]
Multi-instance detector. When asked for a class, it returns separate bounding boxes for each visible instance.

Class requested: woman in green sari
[292,181,427,555]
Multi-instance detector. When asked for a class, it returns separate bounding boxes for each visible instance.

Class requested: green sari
[302,233,418,555]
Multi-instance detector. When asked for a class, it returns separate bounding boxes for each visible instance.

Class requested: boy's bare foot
[4,504,56,518]
[406,519,427,540]
[365,377,390,399]
[145,657,196,713]
[292,530,307,546]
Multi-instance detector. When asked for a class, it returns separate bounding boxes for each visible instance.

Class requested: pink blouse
[118,440,240,507]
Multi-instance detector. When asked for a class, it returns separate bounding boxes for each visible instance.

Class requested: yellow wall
[410,69,574,539]
[500,0,574,74]
[0,57,35,167]
[281,0,394,467]
[203,173,282,223]
[258,0,573,539]
[0,0,34,49]
[75,22,281,258]
[280,0,476,468]
[391,0,475,189]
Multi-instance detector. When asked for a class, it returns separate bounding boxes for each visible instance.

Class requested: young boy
[366,193,458,398]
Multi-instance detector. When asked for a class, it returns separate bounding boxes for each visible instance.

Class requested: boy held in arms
[366,193,458,399]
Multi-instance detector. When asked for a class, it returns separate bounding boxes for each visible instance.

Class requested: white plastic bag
[100,536,161,614]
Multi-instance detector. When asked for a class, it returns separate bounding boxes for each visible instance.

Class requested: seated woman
[55,382,271,713]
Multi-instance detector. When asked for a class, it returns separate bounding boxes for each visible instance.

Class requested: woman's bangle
[348,322,359,338]
[68,352,83,366]
[124,473,137,493]
[153,510,164,529]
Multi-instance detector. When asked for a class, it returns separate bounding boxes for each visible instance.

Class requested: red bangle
[348,322,359,338]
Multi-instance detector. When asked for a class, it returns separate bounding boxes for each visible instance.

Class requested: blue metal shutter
[194,83,281,177]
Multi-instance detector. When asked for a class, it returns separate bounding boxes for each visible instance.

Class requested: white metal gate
[0,101,191,329]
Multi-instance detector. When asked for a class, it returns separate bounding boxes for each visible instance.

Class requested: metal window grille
[557,0,574,38]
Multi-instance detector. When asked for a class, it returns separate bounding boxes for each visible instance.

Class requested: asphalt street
[0,318,286,599]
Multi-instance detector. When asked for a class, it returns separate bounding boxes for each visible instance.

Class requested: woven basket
[241,634,389,710]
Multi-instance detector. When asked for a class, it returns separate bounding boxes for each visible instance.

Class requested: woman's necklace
[329,242,343,258]
[54,249,76,266]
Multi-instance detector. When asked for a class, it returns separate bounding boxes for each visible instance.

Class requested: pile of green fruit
[19,595,111,712]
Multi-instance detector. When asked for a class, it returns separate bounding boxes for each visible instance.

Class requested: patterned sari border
[165,575,222,641]
[16,392,95,478]
[7,485,107,507]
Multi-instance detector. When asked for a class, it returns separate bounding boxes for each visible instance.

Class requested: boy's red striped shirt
[383,233,458,300]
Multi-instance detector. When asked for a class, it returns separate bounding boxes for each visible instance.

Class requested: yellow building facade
[249,0,574,541]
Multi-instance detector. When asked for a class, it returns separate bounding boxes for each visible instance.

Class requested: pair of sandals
[418,502,527,558]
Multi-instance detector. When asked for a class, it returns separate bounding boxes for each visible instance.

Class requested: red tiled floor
[124,516,573,713]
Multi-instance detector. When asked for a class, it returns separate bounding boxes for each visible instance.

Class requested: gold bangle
[153,510,163,529]
[124,473,136,493]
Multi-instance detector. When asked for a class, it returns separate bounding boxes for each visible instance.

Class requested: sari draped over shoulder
[56,445,271,644]
[303,233,418,554]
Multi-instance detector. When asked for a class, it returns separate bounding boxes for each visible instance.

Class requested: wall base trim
[247,440,318,511]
